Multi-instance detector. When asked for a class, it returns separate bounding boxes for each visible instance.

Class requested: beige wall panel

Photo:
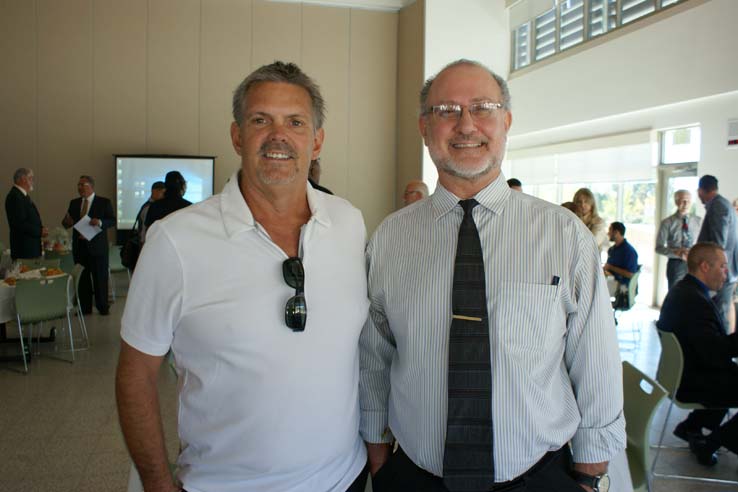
[301,5,350,197]
[93,0,148,195]
[348,10,398,234]
[147,0,200,155]
[0,0,37,244]
[252,0,301,68]
[200,0,252,191]
[396,0,424,208]
[37,0,94,230]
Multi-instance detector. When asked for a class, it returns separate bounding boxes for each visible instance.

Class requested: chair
[109,244,129,302]
[70,264,89,349]
[45,250,75,273]
[18,258,61,270]
[14,275,75,372]
[622,361,667,492]
[652,329,738,485]
[613,266,642,347]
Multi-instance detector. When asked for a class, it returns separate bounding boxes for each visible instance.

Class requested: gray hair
[232,61,325,130]
[13,168,31,183]
[79,175,95,188]
[419,59,511,115]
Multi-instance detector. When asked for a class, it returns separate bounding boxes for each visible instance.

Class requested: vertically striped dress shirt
[359,174,626,482]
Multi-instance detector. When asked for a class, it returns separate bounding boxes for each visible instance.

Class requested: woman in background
[573,187,609,253]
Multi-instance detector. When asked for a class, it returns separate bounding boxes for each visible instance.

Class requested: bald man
[658,242,738,466]
[402,180,429,206]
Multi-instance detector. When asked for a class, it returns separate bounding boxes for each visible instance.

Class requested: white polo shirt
[121,172,370,492]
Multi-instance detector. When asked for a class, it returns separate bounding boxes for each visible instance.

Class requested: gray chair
[14,275,75,372]
[70,264,89,349]
[613,266,642,347]
[622,361,667,492]
[109,244,129,302]
[45,250,75,273]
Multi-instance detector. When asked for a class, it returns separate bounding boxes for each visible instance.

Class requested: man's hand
[573,461,608,492]
[366,442,392,476]
[62,213,73,228]
[41,226,48,237]
[89,218,101,227]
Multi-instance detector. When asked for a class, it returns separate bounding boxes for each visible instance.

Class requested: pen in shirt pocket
[551,275,560,286]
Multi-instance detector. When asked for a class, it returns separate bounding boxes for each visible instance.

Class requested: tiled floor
[0,279,736,491]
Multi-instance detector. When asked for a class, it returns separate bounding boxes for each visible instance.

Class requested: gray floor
[0,277,736,491]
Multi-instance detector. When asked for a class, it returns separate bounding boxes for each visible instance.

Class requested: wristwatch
[571,470,610,492]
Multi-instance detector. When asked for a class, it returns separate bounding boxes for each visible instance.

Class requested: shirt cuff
[571,411,627,464]
[360,410,393,444]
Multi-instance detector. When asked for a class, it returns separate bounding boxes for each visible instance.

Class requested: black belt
[488,446,568,491]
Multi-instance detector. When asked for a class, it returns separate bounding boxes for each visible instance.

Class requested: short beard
[434,153,499,181]
[257,162,299,185]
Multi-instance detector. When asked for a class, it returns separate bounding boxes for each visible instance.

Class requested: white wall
[508,0,738,136]
[507,0,738,201]
[421,0,510,189]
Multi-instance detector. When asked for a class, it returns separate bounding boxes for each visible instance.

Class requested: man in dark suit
[144,171,191,230]
[658,242,738,466]
[62,175,115,315]
[5,168,47,260]
[697,175,738,333]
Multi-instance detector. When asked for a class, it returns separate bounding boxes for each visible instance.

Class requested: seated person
[603,221,638,296]
[657,242,738,466]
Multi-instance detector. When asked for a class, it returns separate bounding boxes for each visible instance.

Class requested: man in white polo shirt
[116,61,369,492]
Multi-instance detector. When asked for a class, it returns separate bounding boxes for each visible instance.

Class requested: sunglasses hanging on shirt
[282,257,307,332]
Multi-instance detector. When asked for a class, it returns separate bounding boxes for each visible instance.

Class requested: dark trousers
[76,249,109,314]
[182,466,368,492]
[666,258,688,291]
[372,445,582,492]
[347,465,369,492]
[683,389,738,454]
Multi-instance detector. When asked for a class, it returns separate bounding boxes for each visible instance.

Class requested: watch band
[571,470,609,492]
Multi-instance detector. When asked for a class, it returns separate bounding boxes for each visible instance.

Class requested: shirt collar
[14,184,27,196]
[220,171,331,238]
[430,172,511,221]
[686,274,711,298]
[85,193,95,202]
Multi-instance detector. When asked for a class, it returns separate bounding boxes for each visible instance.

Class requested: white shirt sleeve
[120,222,184,356]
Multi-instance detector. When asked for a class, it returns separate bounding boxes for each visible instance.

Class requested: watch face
[597,473,610,492]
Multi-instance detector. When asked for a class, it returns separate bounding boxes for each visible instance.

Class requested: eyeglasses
[282,257,307,332]
[424,101,504,122]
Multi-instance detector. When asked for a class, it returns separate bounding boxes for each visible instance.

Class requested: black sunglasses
[282,257,307,331]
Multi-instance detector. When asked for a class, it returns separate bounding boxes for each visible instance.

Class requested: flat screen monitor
[115,155,215,230]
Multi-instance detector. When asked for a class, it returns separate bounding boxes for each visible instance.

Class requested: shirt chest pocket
[492,282,564,351]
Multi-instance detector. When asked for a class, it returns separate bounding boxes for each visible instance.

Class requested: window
[513,22,531,69]
[588,0,617,37]
[621,0,656,25]
[661,126,701,164]
[534,7,557,61]
[510,0,685,73]
[559,0,585,50]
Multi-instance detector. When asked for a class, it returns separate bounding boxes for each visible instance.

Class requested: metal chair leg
[16,316,28,373]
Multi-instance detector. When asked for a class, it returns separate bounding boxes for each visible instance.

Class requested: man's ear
[230,122,242,156]
[311,127,325,160]
[418,116,428,144]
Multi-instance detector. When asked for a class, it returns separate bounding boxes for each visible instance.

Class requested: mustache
[259,142,297,158]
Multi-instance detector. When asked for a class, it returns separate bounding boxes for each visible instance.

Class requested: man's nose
[454,107,476,134]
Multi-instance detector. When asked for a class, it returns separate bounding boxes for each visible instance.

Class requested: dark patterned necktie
[443,199,494,491]
[681,216,690,248]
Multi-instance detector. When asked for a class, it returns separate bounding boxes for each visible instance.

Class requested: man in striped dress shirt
[359,59,625,492]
